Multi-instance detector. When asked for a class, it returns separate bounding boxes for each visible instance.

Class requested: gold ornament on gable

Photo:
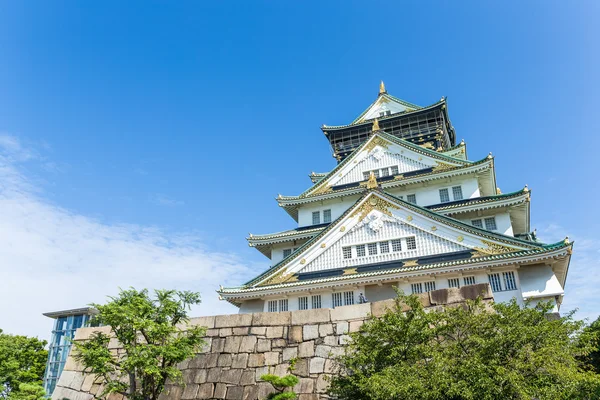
[351,195,399,222]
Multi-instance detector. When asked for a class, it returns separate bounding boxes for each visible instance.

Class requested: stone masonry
[52,284,492,400]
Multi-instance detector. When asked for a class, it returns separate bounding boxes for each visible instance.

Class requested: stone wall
[52,284,492,400]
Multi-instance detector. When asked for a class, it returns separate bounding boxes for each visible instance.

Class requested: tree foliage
[329,293,600,400]
[73,288,206,400]
[582,316,600,374]
[260,358,299,400]
[0,329,47,399]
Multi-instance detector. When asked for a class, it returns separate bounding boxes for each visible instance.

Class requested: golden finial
[460,138,465,146]
[523,184,529,193]
[372,118,380,131]
[366,171,378,189]
[487,152,493,159]
[379,80,386,94]
[496,187,502,194]
[564,236,570,245]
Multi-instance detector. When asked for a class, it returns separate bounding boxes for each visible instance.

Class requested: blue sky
[0,1,598,339]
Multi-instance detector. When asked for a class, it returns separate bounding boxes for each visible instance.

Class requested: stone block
[217,353,233,367]
[177,359,190,370]
[247,353,265,367]
[204,353,219,368]
[316,374,331,393]
[222,368,243,384]
[294,378,315,394]
[206,367,222,383]
[315,344,332,358]
[181,383,198,399]
[198,337,212,353]
[318,323,334,337]
[349,320,364,332]
[160,385,182,400]
[250,326,267,335]
[52,387,94,400]
[417,292,431,307]
[339,334,352,345]
[325,359,337,373]
[370,298,399,316]
[254,366,269,381]
[211,338,225,353]
[58,370,76,388]
[205,328,220,337]
[187,315,215,329]
[264,351,280,366]
[193,369,207,384]
[273,363,288,376]
[69,372,86,390]
[298,340,314,358]
[323,335,338,346]
[182,369,196,383]
[224,336,243,353]
[460,283,493,300]
[271,338,287,348]
[214,383,227,399]
[252,311,291,326]
[291,308,331,325]
[240,369,256,386]
[282,346,298,361]
[219,328,233,337]
[266,326,284,338]
[197,383,214,399]
[335,321,349,335]
[225,386,244,400]
[288,325,303,343]
[73,326,111,341]
[329,346,344,357]
[215,313,253,328]
[232,353,249,369]
[63,355,83,372]
[243,382,275,400]
[294,358,309,377]
[298,395,319,400]
[303,325,319,340]
[239,335,257,352]
[256,338,271,352]
[330,303,370,321]
[232,327,249,335]
[81,373,97,392]
[309,357,325,374]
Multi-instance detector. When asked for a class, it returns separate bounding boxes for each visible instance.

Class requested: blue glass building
[42,308,97,396]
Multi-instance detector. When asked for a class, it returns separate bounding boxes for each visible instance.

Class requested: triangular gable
[302,132,471,197]
[352,93,422,124]
[253,190,543,287]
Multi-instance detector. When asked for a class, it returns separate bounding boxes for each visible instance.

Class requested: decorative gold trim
[394,173,404,181]
[350,194,399,222]
[457,236,464,242]
[406,215,413,222]
[419,142,435,150]
[432,162,457,173]
[364,136,389,153]
[340,226,346,232]
[403,259,419,267]
[300,258,306,264]
[366,172,378,189]
[372,119,380,131]
[474,240,517,255]
[320,243,326,248]
[379,80,386,94]
[342,268,358,275]
[431,226,437,231]
[311,184,332,196]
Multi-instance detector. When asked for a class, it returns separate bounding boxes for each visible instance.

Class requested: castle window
[373,170,380,178]
[471,219,483,228]
[391,165,399,175]
[411,283,423,294]
[424,281,436,292]
[439,188,450,203]
[298,297,308,310]
[484,217,497,231]
[368,243,378,255]
[391,239,402,252]
[407,194,417,204]
[268,300,278,312]
[406,236,417,250]
[279,299,289,312]
[488,273,502,292]
[342,246,352,259]
[379,241,390,253]
[448,278,460,288]
[283,249,292,258]
[344,291,355,306]
[381,168,390,177]
[464,276,476,286]
[363,171,370,180]
[385,110,391,116]
[332,292,343,307]
[312,211,320,225]
[356,244,366,257]
[311,295,322,309]
[503,271,517,291]
[323,209,332,223]
[452,186,463,200]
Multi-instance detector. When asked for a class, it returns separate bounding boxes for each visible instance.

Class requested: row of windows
[312,209,332,225]
[488,271,517,292]
[268,292,354,312]
[342,236,417,259]
[439,186,463,203]
[410,273,517,295]
[472,217,497,231]
[362,165,400,180]
[282,247,299,258]
[378,110,392,117]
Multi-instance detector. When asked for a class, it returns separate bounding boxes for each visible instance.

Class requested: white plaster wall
[385,177,480,206]
[518,265,564,300]
[336,151,430,186]
[297,195,360,228]
[270,239,310,265]
[454,212,514,236]
[261,287,366,312]
[361,98,411,121]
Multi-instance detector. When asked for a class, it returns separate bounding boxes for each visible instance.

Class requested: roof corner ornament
[366,171,378,190]
[372,118,380,131]
[460,138,465,146]
[496,187,502,195]
[277,194,282,199]
[564,236,570,245]
[523,184,529,193]
[379,80,386,94]
[487,152,493,159]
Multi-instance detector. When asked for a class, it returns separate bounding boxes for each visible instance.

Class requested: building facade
[218,82,572,314]
[42,307,97,396]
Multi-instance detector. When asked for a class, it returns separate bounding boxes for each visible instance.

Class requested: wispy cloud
[0,135,256,340]
[150,193,185,207]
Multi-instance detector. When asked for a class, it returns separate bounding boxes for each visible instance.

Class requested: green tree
[260,358,299,400]
[581,316,600,373]
[7,384,46,400]
[329,293,600,400]
[0,330,47,399]
[73,288,206,400]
